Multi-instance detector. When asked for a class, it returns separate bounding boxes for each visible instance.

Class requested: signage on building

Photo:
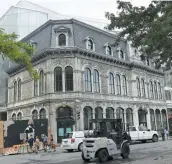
[0,121,4,154]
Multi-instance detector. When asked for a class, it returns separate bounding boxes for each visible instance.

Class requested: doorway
[56,106,74,143]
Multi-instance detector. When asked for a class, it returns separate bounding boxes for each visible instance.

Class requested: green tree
[0,29,38,79]
[106,1,172,69]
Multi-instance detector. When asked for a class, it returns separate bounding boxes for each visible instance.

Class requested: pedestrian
[28,134,34,153]
[43,135,48,152]
[165,127,169,140]
[50,134,56,152]
[34,136,40,154]
[160,126,165,141]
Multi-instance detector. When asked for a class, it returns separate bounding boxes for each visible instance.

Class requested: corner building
[6,19,168,143]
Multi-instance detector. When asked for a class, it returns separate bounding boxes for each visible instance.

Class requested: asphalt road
[1,140,172,164]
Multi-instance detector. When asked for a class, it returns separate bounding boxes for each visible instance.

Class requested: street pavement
[1,139,172,164]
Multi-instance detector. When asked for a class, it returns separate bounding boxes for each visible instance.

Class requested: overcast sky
[0,0,152,22]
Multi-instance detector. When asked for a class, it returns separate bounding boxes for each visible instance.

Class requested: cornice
[5,47,164,77]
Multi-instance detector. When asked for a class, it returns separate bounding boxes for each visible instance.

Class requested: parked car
[129,126,159,143]
[61,131,85,152]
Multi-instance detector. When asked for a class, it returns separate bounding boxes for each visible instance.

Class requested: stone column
[133,105,139,126]
[45,71,54,93]
[92,110,95,129]
[124,110,127,130]
[146,109,151,129]
[80,104,84,131]
[62,70,65,92]
[154,111,157,130]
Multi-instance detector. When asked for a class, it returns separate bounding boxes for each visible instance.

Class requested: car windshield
[63,133,73,139]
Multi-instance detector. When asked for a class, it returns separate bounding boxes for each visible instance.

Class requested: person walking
[50,134,56,152]
[165,127,169,140]
[43,135,48,152]
[34,136,40,154]
[28,134,34,153]
[160,126,165,141]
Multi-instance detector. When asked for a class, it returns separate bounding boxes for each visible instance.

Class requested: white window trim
[56,33,68,47]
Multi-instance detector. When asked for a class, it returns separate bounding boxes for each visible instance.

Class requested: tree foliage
[106,1,172,69]
[0,29,38,79]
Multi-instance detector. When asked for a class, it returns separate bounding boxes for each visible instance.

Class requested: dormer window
[58,34,66,46]
[106,46,112,55]
[117,47,125,59]
[88,39,93,50]
[85,36,95,51]
[120,50,124,59]
[104,43,113,56]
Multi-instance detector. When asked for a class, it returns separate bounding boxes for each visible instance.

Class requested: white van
[61,131,85,152]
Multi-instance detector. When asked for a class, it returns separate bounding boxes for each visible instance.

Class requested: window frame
[109,73,115,94]
[93,69,100,93]
[141,79,145,97]
[116,74,121,95]
[136,78,141,97]
[65,66,73,91]
[58,33,67,46]
[122,75,127,96]
[84,68,92,92]
[18,79,21,101]
[39,70,44,95]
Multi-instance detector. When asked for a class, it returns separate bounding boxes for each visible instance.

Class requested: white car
[61,131,85,152]
[129,126,159,143]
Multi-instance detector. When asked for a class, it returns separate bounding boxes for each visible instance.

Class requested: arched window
[32,110,38,120]
[12,113,16,121]
[150,81,154,99]
[116,74,121,95]
[155,109,161,130]
[158,82,162,99]
[93,70,100,93]
[106,46,112,55]
[14,81,17,102]
[83,106,93,130]
[54,67,62,92]
[34,79,38,96]
[154,81,158,99]
[122,75,127,96]
[136,78,141,97]
[141,79,145,97]
[87,39,94,50]
[109,73,115,94]
[39,70,44,95]
[40,108,46,119]
[116,108,124,128]
[65,66,73,91]
[58,34,66,46]
[18,79,21,101]
[85,68,92,92]
[17,112,22,120]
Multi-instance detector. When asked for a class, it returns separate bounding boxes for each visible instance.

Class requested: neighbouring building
[5,19,168,143]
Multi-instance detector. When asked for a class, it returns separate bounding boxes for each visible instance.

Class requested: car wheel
[98,149,109,163]
[67,149,73,152]
[152,135,158,142]
[78,143,83,152]
[82,151,90,162]
[121,143,130,159]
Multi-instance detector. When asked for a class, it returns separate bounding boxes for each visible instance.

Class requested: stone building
[6,19,168,143]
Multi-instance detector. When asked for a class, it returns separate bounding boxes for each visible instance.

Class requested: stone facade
[6,19,168,143]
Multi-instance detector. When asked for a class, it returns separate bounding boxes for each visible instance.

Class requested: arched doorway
[56,106,74,143]
[83,106,93,130]
[138,107,147,127]
[155,109,161,131]
[150,109,156,130]
[95,107,103,119]
[106,107,114,118]
[126,108,133,126]
[116,107,125,129]
[161,109,167,128]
